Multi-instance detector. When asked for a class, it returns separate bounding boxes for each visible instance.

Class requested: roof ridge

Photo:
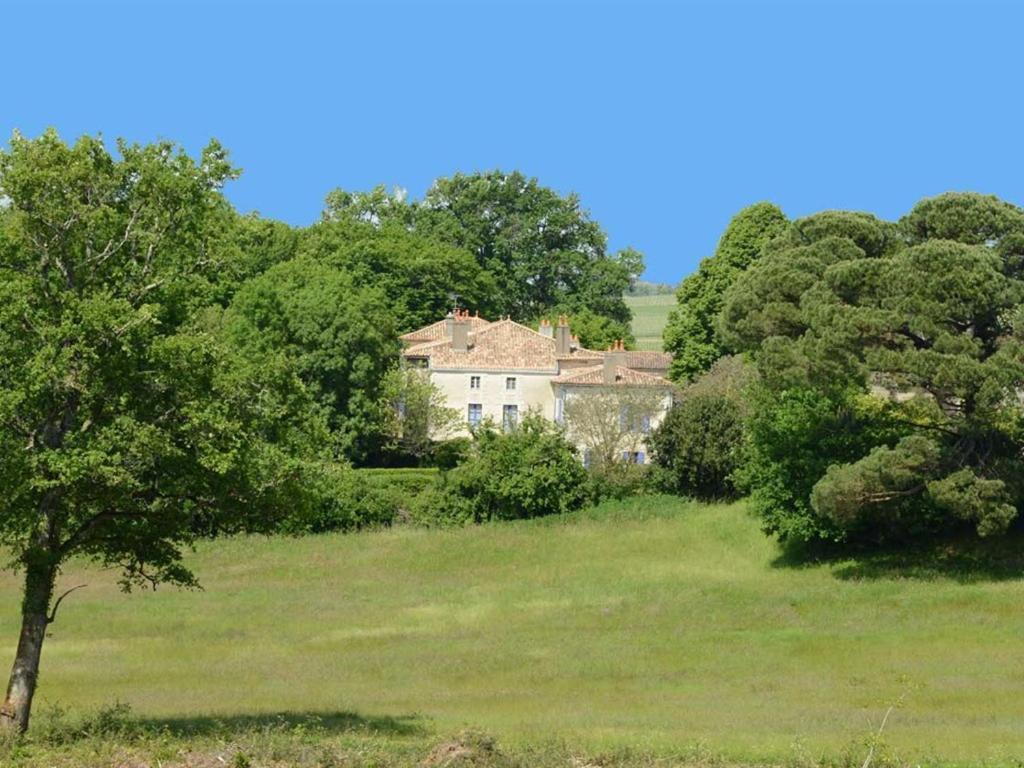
[614,364,673,384]
[556,364,604,382]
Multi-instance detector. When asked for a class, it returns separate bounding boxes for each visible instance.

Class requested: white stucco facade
[432,368,557,435]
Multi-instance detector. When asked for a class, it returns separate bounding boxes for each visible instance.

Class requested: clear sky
[4,0,1022,283]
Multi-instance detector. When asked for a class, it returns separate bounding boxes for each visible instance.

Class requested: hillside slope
[625,294,674,351]
[2,497,1023,763]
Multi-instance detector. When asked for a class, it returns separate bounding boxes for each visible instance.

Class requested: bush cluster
[413,414,589,525]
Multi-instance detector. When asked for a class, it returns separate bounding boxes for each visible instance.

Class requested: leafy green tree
[225,259,399,463]
[649,355,755,499]
[562,386,667,468]
[299,219,497,332]
[378,366,462,462]
[0,131,324,732]
[734,387,904,542]
[723,194,1024,543]
[649,395,744,499]
[322,184,415,228]
[900,191,1024,245]
[664,203,788,381]
[418,170,642,323]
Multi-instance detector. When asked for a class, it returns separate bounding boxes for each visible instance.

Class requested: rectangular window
[621,450,644,465]
[505,376,517,391]
[502,404,518,432]
[468,403,483,428]
[640,415,651,434]
[470,375,481,390]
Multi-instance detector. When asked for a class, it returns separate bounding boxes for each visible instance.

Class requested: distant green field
[625,293,675,350]
[6,497,1024,765]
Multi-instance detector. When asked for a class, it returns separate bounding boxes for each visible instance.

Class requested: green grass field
[4,497,1024,766]
[625,294,675,350]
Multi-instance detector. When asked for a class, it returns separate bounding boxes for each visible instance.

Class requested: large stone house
[400,311,675,464]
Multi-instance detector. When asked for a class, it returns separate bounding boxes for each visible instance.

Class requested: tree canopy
[663,202,788,381]
[321,172,642,333]
[299,218,498,332]
[722,193,1024,542]
[224,258,400,463]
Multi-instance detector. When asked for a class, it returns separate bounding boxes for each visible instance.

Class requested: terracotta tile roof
[557,347,604,361]
[552,364,673,387]
[400,314,491,344]
[620,350,672,370]
[401,314,671,379]
[418,319,558,371]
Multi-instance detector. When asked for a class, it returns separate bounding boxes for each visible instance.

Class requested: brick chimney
[538,317,554,338]
[451,309,470,352]
[603,339,625,384]
[555,315,571,356]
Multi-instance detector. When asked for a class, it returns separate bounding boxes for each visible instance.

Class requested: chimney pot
[451,312,470,352]
[555,316,571,355]
[603,342,625,384]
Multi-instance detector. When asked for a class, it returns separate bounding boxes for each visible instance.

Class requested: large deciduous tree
[299,218,498,332]
[225,258,400,464]
[722,194,1024,543]
[418,171,642,323]
[0,131,322,732]
[663,202,788,382]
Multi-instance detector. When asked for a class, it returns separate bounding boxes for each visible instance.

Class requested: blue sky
[4,0,1022,283]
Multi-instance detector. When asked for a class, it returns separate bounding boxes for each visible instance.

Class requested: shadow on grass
[135,710,427,738]
[771,528,1024,583]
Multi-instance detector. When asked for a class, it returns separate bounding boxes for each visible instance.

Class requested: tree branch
[47,584,87,624]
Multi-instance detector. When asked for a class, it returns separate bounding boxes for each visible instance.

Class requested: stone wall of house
[431,368,557,436]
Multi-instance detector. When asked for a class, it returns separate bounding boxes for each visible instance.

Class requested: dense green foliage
[649,356,753,500]
[721,193,1024,543]
[299,218,497,331]
[422,413,587,523]
[649,395,744,499]
[663,202,788,381]
[224,259,399,463]
[322,172,642,333]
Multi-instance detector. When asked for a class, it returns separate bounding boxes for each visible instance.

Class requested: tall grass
[1,496,1022,765]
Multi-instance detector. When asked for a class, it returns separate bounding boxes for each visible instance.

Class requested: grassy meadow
[3,496,1024,766]
[625,293,675,350]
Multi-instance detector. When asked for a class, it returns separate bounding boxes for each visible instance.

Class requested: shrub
[648,394,744,499]
[431,437,472,470]
[420,413,588,524]
[280,464,399,534]
[584,462,652,504]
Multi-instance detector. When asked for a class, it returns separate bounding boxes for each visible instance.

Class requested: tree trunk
[0,559,55,734]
